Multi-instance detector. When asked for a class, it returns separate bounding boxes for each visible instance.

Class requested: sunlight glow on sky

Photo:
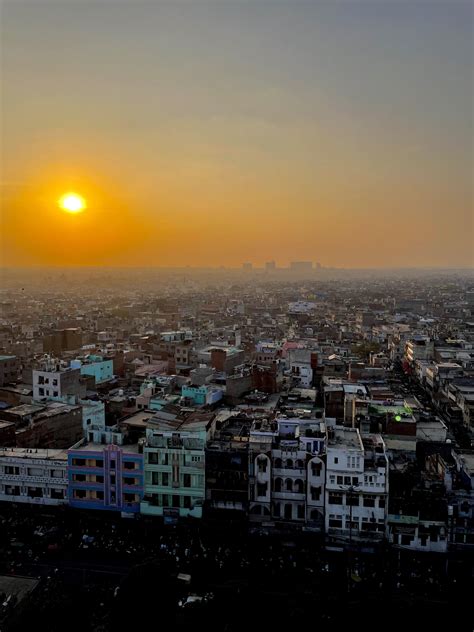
[1,1,472,268]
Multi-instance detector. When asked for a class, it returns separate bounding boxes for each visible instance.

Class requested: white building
[0,447,68,505]
[33,356,84,401]
[325,426,388,542]
[249,416,326,528]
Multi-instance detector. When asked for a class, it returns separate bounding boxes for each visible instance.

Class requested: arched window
[311,508,320,520]
[285,458,293,469]
[250,504,262,515]
[296,459,304,469]
[274,478,282,492]
[294,479,304,494]
[257,456,268,473]
[274,458,283,468]
[285,478,293,492]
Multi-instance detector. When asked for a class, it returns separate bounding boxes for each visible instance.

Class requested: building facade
[0,448,68,505]
[68,442,143,515]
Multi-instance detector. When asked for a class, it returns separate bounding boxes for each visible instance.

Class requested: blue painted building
[181,384,223,406]
[71,355,114,384]
[67,442,143,515]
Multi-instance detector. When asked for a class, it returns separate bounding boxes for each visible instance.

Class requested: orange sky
[1,2,473,269]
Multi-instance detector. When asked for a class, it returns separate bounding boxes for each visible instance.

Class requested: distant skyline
[1,1,473,269]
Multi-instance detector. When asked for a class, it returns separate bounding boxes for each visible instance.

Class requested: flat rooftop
[0,447,68,461]
[72,442,141,454]
[328,427,363,450]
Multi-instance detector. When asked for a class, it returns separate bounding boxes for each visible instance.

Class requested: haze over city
[1,0,472,269]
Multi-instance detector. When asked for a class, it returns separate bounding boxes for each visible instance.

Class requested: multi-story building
[0,447,68,505]
[205,413,250,520]
[0,355,20,386]
[0,401,83,448]
[181,384,223,407]
[68,442,143,515]
[33,357,85,401]
[71,355,114,384]
[141,411,216,520]
[249,415,326,528]
[404,338,435,366]
[325,426,388,543]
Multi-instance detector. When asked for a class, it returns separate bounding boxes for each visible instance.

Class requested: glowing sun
[59,193,86,213]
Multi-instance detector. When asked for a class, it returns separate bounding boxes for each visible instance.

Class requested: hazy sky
[1,0,473,268]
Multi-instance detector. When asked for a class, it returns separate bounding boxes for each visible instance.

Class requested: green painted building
[140,411,216,520]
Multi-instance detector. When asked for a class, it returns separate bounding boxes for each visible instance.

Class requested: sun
[59,192,86,214]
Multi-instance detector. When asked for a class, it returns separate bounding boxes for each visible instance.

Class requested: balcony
[273,468,305,477]
[273,491,305,501]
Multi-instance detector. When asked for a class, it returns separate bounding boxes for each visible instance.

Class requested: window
[162,494,169,507]
[311,462,322,476]
[148,453,158,465]
[329,492,343,505]
[53,391,58,397]
[95,460,104,468]
[311,486,321,501]
[378,497,386,508]
[163,454,169,465]
[28,487,43,498]
[344,476,351,485]
[39,388,44,396]
[172,495,180,508]
[257,457,267,473]
[285,478,293,492]
[96,475,104,483]
[273,503,281,517]
[183,496,191,508]
[52,378,58,386]
[110,475,116,485]
[72,458,85,467]
[38,375,44,384]
[96,491,104,500]
[162,472,169,486]
[294,479,304,493]
[124,493,135,503]
[363,496,375,507]
[124,477,135,486]
[110,459,116,469]
[286,459,293,469]
[74,489,86,499]
[5,466,20,475]
[334,457,338,464]
[352,477,358,486]
[337,476,343,485]
[124,461,135,470]
[297,504,305,519]
[274,458,283,468]
[347,494,359,506]
[74,474,86,482]
[183,473,191,487]
[152,472,159,485]
[284,504,292,519]
[257,482,268,497]
[329,518,343,528]
[296,459,304,469]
